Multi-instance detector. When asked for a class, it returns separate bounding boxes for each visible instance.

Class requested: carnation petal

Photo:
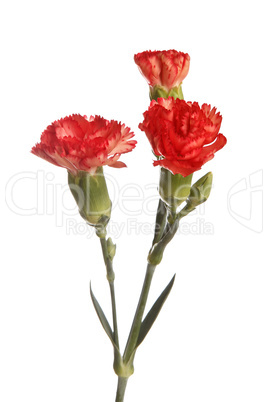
[31,146,61,168]
[153,158,201,177]
[32,115,135,173]
[192,134,227,163]
[108,161,127,168]
[139,97,226,175]
[134,50,190,90]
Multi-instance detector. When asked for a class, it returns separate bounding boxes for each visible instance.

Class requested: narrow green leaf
[90,283,114,346]
[90,283,123,371]
[136,274,176,348]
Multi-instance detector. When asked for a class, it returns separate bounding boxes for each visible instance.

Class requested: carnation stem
[99,235,119,349]
[115,199,167,400]
[123,263,156,364]
[115,377,128,402]
[148,202,196,265]
[123,197,170,365]
[115,200,195,401]
[109,281,119,348]
[123,201,196,364]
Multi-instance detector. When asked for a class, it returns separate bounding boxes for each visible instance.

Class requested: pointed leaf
[90,283,123,369]
[90,283,114,346]
[136,274,176,348]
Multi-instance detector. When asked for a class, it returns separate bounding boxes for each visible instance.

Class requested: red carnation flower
[134,50,190,91]
[139,97,227,177]
[31,114,136,175]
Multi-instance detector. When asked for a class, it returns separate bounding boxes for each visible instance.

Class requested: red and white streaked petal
[106,125,135,155]
[134,51,162,87]
[39,126,58,147]
[32,115,136,174]
[31,145,62,168]
[107,153,120,163]
[202,105,221,124]
[160,124,178,159]
[191,134,227,163]
[120,124,135,140]
[56,116,85,139]
[161,51,190,88]
[111,140,136,155]
[156,97,174,111]
[103,130,122,154]
[175,52,190,84]
[105,153,125,167]
[49,152,79,175]
[134,50,190,90]
[79,156,103,171]
[179,146,203,161]
[161,54,178,88]
[201,104,212,116]
[153,157,202,177]
[148,54,162,86]
[180,135,207,155]
[72,114,91,135]
[108,161,127,168]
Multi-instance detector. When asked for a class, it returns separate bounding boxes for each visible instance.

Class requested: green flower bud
[68,167,112,226]
[147,244,164,266]
[107,237,116,260]
[159,168,193,212]
[187,172,213,208]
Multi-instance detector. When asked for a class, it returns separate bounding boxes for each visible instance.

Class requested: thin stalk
[109,281,119,348]
[148,203,195,265]
[117,200,194,399]
[115,377,128,402]
[123,263,156,364]
[122,197,170,363]
[99,235,119,348]
[123,203,194,364]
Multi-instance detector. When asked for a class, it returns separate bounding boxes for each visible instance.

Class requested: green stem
[148,202,195,265]
[115,377,129,402]
[123,263,156,364]
[122,197,170,364]
[109,281,119,348]
[117,202,194,398]
[99,235,119,349]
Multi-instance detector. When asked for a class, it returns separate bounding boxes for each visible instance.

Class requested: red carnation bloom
[139,97,227,177]
[134,50,190,91]
[31,114,136,175]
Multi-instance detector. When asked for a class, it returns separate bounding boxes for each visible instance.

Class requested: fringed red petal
[139,97,226,176]
[32,115,136,173]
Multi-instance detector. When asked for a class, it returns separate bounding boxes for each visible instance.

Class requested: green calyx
[159,168,193,212]
[68,167,112,226]
[150,84,184,101]
[187,172,213,208]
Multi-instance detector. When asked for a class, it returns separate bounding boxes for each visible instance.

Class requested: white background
[1,0,267,401]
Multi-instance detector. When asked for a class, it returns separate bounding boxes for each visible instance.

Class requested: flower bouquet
[31,49,226,401]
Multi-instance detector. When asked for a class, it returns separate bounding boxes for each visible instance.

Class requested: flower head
[31,114,136,175]
[134,50,190,91]
[139,97,227,177]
